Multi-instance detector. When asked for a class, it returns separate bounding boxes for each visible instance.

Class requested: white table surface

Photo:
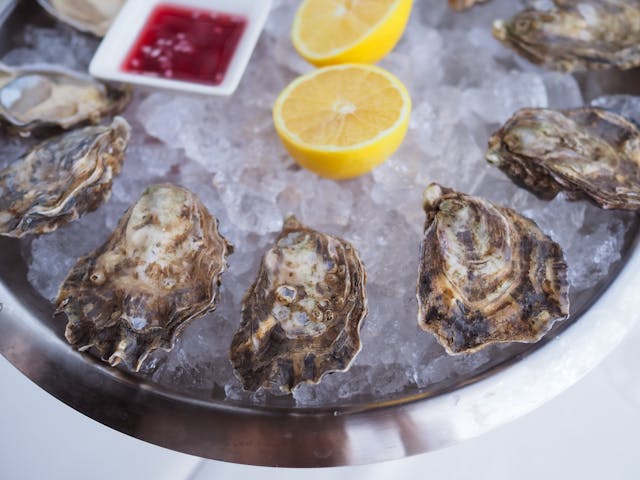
[2,320,639,480]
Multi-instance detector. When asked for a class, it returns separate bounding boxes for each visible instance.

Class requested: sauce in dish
[121,4,247,85]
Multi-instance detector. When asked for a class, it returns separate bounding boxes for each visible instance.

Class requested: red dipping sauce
[122,4,247,85]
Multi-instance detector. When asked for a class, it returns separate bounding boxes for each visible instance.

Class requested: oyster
[0,116,130,238]
[56,184,232,371]
[493,1,640,72]
[417,183,569,354]
[36,0,125,37]
[487,107,640,210]
[0,63,130,135]
[230,216,367,393]
[449,0,489,11]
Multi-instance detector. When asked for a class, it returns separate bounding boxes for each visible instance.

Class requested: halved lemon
[292,0,413,66]
[273,64,411,180]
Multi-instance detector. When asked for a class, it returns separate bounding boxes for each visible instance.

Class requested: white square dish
[89,0,272,95]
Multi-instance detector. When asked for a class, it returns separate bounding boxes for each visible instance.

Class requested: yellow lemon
[273,64,411,179]
[292,0,413,66]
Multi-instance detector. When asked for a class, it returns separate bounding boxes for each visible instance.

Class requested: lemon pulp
[273,64,412,179]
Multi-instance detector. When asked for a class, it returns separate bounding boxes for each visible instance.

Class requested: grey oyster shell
[487,107,640,210]
[36,0,125,37]
[449,0,489,11]
[0,116,130,238]
[230,216,367,394]
[0,63,130,135]
[492,1,640,72]
[417,183,569,355]
[56,184,233,372]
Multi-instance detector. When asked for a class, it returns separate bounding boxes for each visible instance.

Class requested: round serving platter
[3,231,640,467]
[2,0,640,468]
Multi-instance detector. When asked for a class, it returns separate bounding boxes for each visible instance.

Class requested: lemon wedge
[292,0,413,66]
[273,64,411,179]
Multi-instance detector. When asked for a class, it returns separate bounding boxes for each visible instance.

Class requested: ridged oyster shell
[230,216,367,393]
[449,0,489,11]
[417,183,569,354]
[487,107,640,210]
[0,116,130,238]
[493,1,640,72]
[36,0,125,37]
[0,63,130,135]
[56,184,233,372]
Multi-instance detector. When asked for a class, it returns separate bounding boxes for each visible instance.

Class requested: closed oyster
[0,116,130,238]
[417,184,569,354]
[493,1,640,72]
[36,0,124,37]
[0,63,130,135]
[230,216,367,393]
[449,0,489,11]
[487,107,640,210]
[56,184,232,372]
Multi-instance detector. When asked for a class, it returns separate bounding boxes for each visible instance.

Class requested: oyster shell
[417,183,569,354]
[0,116,130,238]
[449,0,489,11]
[0,63,130,135]
[230,216,367,393]
[493,1,640,72]
[36,0,124,37]
[56,183,233,372]
[487,107,640,210]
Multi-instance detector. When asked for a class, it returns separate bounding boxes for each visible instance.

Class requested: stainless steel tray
[2,2,640,467]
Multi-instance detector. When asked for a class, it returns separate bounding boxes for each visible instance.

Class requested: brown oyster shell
[36,0,125,37]
[449,0,489,12]
[493,1,640,72]
[487,107,640,210]
[0,62,130,135]
[230,216,367,393]
[0,116,130,238]
[56,183,233,372]
[417,183,569,354]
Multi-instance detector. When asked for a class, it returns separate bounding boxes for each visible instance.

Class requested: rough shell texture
[417,184,569,354]
[0,116,130,238]
[230,216,367,394]
[56,183,233,372]
[0,63,130,135]
[487,107,640,210]
[492,0,640,72]
[449,0,489,12]
[36,0,124,37]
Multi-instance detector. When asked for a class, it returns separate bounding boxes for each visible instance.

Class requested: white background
[1,320,639,480]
